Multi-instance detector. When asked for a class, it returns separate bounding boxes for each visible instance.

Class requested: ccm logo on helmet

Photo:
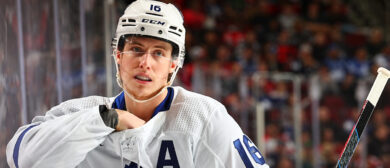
[141,19,165,26]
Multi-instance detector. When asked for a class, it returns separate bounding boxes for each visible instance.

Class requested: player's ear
[116,50,121,64]
[169,60,177,73]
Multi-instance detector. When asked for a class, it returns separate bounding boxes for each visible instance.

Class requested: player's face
[117,36,176,100]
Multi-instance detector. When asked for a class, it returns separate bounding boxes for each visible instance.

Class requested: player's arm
[6,99,115,168]
[194,104,269,168]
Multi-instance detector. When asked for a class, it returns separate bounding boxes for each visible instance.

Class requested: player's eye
[131,47,144,53]
[127,46,146,57]
[153,50,165,57]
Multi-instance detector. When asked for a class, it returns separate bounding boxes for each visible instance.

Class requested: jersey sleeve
[194,103,269,168]
[6,97,115,168]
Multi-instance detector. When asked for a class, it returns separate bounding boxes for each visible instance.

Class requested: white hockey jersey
[6,86,269,168]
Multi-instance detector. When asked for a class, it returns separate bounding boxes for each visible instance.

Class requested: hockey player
[6,0,269,167]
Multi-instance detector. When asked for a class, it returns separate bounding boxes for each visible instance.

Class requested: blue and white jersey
[6,86,269,168]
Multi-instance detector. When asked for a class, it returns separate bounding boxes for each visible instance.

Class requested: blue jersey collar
[112,87,174,118]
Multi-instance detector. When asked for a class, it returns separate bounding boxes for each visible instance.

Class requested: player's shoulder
[50,95,112,114]
[165,86,228,136]
[60,95,111,107]
[172,86,224,109]
[31,95,113,123]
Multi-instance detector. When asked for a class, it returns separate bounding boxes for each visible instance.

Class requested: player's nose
[139,53,152,70]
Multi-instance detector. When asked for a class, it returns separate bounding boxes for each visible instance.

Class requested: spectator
[346,47,371,78]
[324,45,347,83]
[365,28,386,58]
[374,44,390,69]
[292,43,319,74]
[311,32,328,62]
[368,123,390,159]
[237,44,258,75]
[276,30,297,71]
[278,3,299,31]
[182,1,206,29]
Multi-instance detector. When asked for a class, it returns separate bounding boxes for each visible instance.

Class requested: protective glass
[120,37,173,63]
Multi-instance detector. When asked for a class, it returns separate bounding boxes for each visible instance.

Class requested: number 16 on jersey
[234,135,266,167]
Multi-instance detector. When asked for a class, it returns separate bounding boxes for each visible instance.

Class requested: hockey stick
[336,67,390,168]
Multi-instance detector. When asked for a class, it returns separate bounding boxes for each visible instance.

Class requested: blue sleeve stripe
[13,124,39,168]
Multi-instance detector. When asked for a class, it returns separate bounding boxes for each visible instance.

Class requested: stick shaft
[336,101,374,168]
[336,67,390,168]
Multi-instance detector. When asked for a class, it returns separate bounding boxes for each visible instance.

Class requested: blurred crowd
[169,0,390,167]
[1,0,390,168]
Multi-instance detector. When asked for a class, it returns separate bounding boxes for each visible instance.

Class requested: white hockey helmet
[113,0,185,64]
